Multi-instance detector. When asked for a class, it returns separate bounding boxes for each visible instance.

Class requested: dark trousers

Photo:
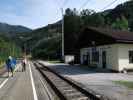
[22,63,26,72]
[7,67,13,77]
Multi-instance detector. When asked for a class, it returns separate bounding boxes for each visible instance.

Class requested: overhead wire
[52,0,69,15]
[78,0,91,11]
[78,0,120,12]
[51,0,119,23]
[100,0,119,11]
[46,0,61,25]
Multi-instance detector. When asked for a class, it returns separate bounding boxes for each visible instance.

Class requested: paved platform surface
[40,61,133,100]
[0,61,50,100]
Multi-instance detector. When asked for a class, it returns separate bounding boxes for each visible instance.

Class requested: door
[87,53,90,65]
[102,51,106,68]
[83,55,87,65]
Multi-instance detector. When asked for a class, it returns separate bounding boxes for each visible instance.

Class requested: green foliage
[106,0,133,30]
[0,35,22,65]
[90,13,105,27]
[64,8,81,54]
[113,80,133,89]
[80,9,95,26]
[112,16,128,30]
[31,34,61,59]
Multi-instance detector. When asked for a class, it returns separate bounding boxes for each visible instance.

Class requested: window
[83,55,87,61]
[83,55,87,65]
[129,51,133,63]
[92,51,99,62]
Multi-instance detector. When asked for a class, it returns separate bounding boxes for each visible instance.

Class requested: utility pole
[61,8,64,61]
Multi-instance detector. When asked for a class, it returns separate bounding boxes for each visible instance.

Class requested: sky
[0,0,129,29]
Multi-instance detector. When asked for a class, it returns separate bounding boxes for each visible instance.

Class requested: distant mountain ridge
[0,22,32,37]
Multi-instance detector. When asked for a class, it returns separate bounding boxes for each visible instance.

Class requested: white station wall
[118,44,133,71]
[80,44,119,71]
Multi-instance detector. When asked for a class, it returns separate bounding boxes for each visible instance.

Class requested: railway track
[34,62,102,100]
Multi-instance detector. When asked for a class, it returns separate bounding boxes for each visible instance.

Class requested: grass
[0,64,4,69]
[48,60,62,63]
[113,80,133,89]
[0,66,2,69]
[0,61,4,69]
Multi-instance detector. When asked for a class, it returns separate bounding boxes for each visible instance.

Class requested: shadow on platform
[47,64,116,76]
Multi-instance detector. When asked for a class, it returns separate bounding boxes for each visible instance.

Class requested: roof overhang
[117,40,133,44]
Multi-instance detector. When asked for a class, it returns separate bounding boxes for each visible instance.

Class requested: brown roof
[77,27,133,49]
[88,27,133,42]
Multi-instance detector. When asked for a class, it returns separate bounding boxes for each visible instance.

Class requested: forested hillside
[24,22,62,59]
[0,23,32,38]
[21,0,133,59]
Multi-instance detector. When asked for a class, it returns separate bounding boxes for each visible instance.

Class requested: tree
[120,16,129,30]
[90,13,105,27]
[80,10,105,27]
[64,8,81,54]
[80,9,95,26]
[112,15,128,30]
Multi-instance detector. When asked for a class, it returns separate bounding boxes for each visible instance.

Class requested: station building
[79,27,133,72]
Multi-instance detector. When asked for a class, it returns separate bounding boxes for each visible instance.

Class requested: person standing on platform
[22,57,27,72]
[5,56,14,77]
